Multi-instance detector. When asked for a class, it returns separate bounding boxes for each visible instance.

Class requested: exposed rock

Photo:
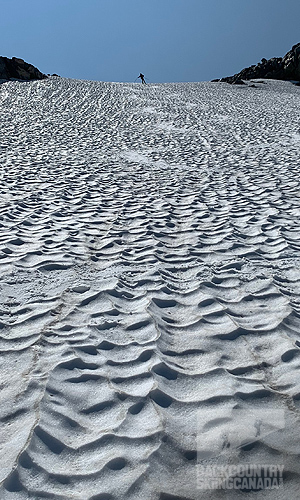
[0,56,46,81]
[215,43,300,84]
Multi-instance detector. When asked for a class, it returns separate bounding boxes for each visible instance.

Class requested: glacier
[0,77,300,499]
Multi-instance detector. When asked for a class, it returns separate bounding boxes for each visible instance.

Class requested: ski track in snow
[0,77,300,499]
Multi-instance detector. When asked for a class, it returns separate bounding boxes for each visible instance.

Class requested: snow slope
[0,77,300,499]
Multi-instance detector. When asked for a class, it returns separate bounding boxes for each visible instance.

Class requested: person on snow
[138,73,146,84]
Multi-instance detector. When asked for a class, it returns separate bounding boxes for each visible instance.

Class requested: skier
[138,73,146,84]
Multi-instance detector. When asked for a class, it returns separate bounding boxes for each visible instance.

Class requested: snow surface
[0,77,300,499]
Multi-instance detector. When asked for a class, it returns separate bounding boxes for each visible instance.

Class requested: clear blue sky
[1,0,300,83]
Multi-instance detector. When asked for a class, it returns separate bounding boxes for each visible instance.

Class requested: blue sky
[1,0,300,82]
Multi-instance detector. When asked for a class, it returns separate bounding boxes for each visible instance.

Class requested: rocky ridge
[215,42,300,84]
[0,56,46,81]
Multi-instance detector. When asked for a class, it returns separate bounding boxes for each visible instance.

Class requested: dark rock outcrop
[214,43,300,84]
[0,56,46,81]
